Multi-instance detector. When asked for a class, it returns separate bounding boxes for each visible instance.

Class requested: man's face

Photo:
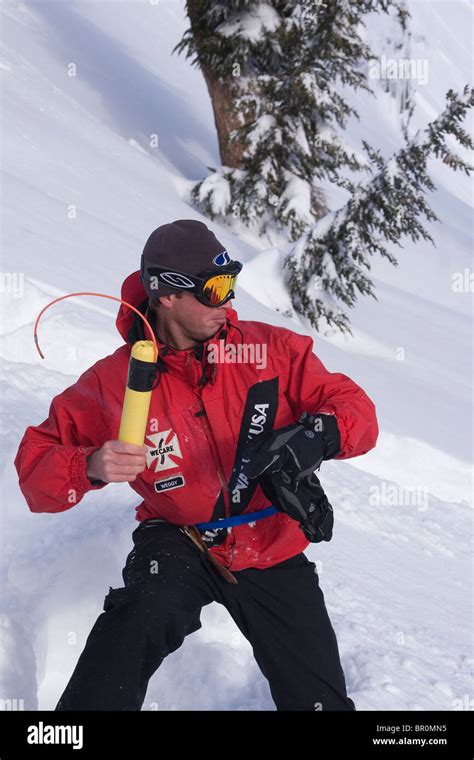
[160,292,232,343]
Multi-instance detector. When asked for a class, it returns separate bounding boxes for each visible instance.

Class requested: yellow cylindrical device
[118,340,158,445]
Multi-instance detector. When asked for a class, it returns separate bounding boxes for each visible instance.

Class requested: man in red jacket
[14,219,379,711]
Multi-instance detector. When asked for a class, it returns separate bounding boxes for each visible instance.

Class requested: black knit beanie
[140,219,234,298]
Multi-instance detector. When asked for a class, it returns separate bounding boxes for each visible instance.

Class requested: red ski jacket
[14,270,379,570]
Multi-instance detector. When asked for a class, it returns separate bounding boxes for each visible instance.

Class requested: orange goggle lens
[202,273,238,305]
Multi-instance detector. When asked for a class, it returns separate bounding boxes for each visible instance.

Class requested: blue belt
[195,505,278,531]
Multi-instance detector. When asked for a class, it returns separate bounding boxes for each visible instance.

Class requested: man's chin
[189,324,224,343]
[206,325,224,340]
[208,316,226,330]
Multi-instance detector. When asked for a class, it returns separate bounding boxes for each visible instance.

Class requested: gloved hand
[265,469,335,543]
[229,412,341,543]
[235,412,341,485]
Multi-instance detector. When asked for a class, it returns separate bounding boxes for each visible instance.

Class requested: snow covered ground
[0,0,472,711]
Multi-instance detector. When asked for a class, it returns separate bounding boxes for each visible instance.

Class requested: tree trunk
[185,0,251,168]
[184,0,327,219]
[201,68,249,168]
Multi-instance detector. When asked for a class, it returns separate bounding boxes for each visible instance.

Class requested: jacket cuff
[299,410,343,459]
[318,413,342,460]
[313,412,343,459]
[70,445,106,493]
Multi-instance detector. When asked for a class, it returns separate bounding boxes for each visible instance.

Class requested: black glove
[235,412,341,483]
[229,412,341,542]
[263,469,335,543]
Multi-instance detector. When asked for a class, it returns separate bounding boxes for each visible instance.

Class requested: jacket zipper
[198,408,234,566]
[194,395,231,518]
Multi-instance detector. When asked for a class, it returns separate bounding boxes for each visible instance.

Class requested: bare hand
[86,440,148,483]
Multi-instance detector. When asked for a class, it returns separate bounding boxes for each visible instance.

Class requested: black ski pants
[55,518,355,711]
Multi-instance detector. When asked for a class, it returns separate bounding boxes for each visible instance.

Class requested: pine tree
[285,86,474,333]
[174,3,472,333]
[174,0,409,239]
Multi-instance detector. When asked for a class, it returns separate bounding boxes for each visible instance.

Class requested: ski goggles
[141,259,242,307]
